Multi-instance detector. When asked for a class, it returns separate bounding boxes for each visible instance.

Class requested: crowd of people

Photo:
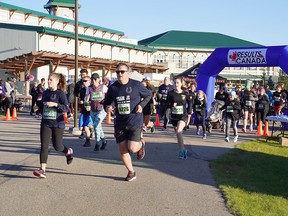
[28,65,288,181]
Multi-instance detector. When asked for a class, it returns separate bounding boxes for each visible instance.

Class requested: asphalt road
[0,113,258,216]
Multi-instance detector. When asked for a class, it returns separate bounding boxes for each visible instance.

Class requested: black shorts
[143,103,153,116]
[171,118,187,127]
[244,106,255,113]
[114,126,142,143]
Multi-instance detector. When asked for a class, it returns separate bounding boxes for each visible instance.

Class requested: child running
[167,77,192,159]
[193,90,207,139]
[221,92,241,142]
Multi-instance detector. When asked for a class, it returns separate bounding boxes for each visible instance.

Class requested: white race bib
[227,106,233,113]
[275,97,280,102]
[91,92,103,101]
[43,107,57,120]
[172,106,184,114]
[258,104,264,109]
[195,105,202,112]
[118,103,130,114]
[245,100,252,106]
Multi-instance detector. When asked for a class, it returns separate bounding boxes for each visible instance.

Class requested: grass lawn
[211,138,288,216]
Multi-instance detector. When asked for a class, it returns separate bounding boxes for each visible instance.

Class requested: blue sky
[4,0,288,46]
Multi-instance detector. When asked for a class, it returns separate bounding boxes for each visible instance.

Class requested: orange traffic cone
[5,108,11,121]
[11,107,18,120]
[63,112,68,123]
[263,121,270,137]
[105,111,112,124]
[256,121,263,135]
[154,114,163,127]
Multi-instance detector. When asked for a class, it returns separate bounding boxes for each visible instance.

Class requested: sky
[3,0,288,46]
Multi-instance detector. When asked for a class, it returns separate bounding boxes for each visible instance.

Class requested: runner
[33,73,73,178]
[185,80,197,130]
[104,63,152,181]
[157,77,174,130]
[89,73,108,151]
[193,90,207,139]
[167,77,192,159]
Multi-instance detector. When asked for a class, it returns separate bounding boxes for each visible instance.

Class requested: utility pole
[73,0,79,130]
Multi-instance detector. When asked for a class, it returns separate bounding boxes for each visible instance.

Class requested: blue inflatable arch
[196,45,288,110]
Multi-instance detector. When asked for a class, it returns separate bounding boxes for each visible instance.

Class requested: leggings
[40,125,68,163]
[195,113,206,132]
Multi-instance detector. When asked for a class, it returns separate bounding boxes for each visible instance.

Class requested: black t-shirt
[104,79,152,128]
[39,89,69,129]
[167,90,192,120]
[158,84,174,103]
[215,91,229,101]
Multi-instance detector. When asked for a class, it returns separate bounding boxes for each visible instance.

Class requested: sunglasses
[83,80,89,82]
[116,70,127,75]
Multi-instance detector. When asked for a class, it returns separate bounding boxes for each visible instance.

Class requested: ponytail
[50,73,67,93]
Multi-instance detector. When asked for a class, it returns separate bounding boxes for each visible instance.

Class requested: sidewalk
[0,113,258,216]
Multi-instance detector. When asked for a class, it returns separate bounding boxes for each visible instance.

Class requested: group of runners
[32,62,287,181]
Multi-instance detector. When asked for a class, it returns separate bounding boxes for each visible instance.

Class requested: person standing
[3,77,15,115]
[29,81,38,116]
[167,77,192,159]
[104,63,152,181]
[157,77,174,130]
[33,73,73,178]
[89,73,108,151]
[66,79,75,118]
[35,78,46,118]
[256,86,270,127]
[241,82,258,132]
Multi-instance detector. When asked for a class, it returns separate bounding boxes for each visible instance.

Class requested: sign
[228,48,267,65]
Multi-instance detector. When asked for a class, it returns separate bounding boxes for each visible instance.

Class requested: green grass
[211,138,288,216]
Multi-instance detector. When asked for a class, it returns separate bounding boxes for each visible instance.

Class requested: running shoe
[242,128,246,133]
[125,171,136,182]
[142,126,147,132]
[94,144,100,151]
[78,133,85,139]
[66,148,73,165]
[137,139,146,160]
[233,135,238,143]
[202,134,207,139]
[178,149,188,159]
[33,169,46,178]
[225,137,230,142]
[83,139,91,147]
[100,139,107,150]
[196,128,200,135]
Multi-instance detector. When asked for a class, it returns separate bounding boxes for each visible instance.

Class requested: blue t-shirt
[105,79,152,128]
[40,89,69,129]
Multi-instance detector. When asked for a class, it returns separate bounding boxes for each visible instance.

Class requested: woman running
[193,90,207,139]
[33,73,73,178]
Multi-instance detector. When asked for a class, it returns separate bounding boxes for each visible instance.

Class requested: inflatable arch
[196,45,288,110]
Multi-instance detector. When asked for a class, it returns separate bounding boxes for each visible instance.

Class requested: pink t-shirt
[89,84,108,111]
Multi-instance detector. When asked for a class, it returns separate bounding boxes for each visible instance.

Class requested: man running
[104,63,152,182]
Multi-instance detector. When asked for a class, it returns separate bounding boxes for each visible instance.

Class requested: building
[0,1,166,94]
[139,30,280,86]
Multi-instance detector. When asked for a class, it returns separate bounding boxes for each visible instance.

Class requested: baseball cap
[91,73,100,80]
[143,76,151,81]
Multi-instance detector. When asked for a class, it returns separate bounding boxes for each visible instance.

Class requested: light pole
[73,0,79,128]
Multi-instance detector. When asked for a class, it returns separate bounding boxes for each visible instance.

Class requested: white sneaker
[233,135,238,143]
[225,137,229,142]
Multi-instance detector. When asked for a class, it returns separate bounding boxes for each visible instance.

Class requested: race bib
[172,106,184,114]
[91,92,103,101]
[245,100,252,106]
[195,105,202,112]
[162,94,167,100]
[227,106,233,113]
[118,103,130,114]
[275,97,280,102]
[258,104,264,109]
[43,107,57,120]
[37,95,42,101]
